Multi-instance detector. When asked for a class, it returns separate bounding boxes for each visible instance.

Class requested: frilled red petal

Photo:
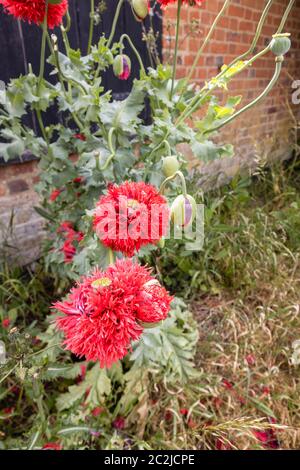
[0,0,68,29]
[53,259,172,367]
[93,182,169,257]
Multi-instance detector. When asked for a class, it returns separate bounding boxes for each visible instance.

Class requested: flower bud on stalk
[113,54,131,81]
[131,0,149,22]
[270,33,291,57]
[170,194,197,228]
[162,155,181,178]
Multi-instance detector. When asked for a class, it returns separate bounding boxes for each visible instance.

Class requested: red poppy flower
[49,188,63,202]
[57,221,73,233]
[158,0,203,7]
[73,177,84,184]
[42,442,62,450]
[0,0,68,29]
[92,407,104,417]
[253,429,279,449]
[93,182,169,257]
[61,240,76,263]
[57,221,83,263]
[53,259,172,367]
[222,378,233,390]
[2,407,14,415]
[2,318,10,329]
[112,417,125,430]
[246,354,256,366]
[73,133,86,141]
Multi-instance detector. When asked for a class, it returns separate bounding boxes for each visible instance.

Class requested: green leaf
[130,298,199,383]
[56,363,111,411]
[34,206,56,222]
[44,363,84,380]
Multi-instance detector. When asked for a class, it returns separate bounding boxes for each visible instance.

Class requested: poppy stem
[101,128,116,170]
[170,0,182,99]
[87,0,95,55]
[186,0,231,84]
[108,248,115,266]
[204,56,284,135]
[120,34,146,76]
[38,1,49,95]
[108,0,125,48]
[159,171,187,197]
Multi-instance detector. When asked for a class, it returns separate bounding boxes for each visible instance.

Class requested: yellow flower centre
[127,198,140,210]
[91,277,112,289]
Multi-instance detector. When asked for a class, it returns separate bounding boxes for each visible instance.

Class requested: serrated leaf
[56,363,111,411]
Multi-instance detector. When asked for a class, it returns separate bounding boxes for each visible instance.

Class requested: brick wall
[163,0,300,182]
[1,0,300,264]
[0,160,43,264]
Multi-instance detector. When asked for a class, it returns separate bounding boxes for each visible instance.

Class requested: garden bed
[1,159,299,450]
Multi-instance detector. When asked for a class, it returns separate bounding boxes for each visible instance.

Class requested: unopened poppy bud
[131,0,149,22]
[113,54,131,81]
[162,155,180,178]
[270,34,291,56]
[170,194,197,228]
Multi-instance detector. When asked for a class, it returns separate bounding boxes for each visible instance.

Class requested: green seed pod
[162,155,180,178]
[170,194,197,228]
[131,0,149,22]
[113,54,131,81]
[270,34,291,56]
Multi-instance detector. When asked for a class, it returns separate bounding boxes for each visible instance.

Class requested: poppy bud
[131,0,149,22]
[170,194,197,228]
[113,54,131,81]
[162,155,180,178]
[270,34,291,56]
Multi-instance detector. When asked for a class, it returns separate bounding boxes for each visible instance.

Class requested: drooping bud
[270,34,291,57]
[162,155,180,178]
[113,54,131,81]
[170,194,197,228]
[131,0,149,22]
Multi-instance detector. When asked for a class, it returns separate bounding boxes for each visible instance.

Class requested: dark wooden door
[0,0,162,148]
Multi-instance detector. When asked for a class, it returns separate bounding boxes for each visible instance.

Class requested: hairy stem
[170,0,182,98]
[101,127,116,170]
[186,0,231,83]
[108,248,115,266]
[204,56,284,135]
[37,1,49,94]
[276,0,295,33]
[108,0,125,47]
[221,0,274,75]
[176,44,272,127]
[87,0,95,54]
[120,34,146,76]
[160,170,187,196]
